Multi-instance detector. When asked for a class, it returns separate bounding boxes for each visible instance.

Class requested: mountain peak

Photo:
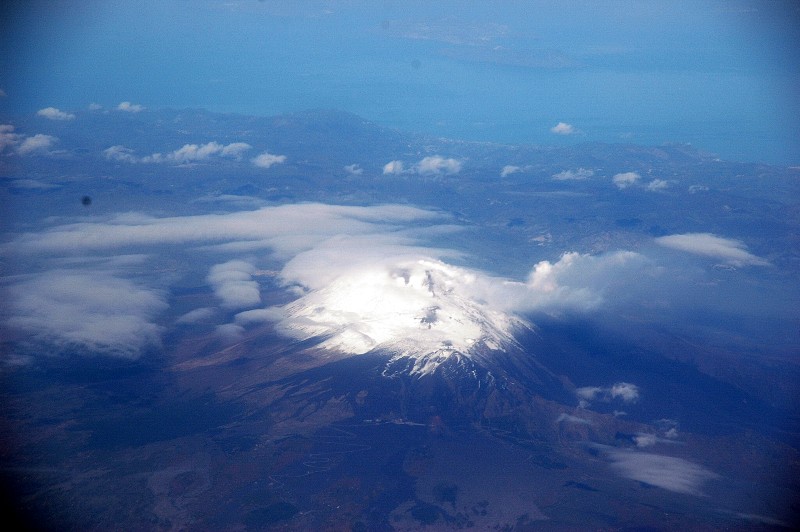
[274,257,524,374]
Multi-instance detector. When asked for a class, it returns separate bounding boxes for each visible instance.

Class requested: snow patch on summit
[274,258,523,369]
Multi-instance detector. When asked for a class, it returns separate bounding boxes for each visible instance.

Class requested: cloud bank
[105,142,254,165]
[6,202,658,361]
[5,271,166,358]
[6,204,446,358]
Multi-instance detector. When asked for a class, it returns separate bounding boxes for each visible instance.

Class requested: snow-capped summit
[274,257,525,374]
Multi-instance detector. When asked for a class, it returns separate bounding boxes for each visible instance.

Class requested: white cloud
[416,155,462,175]
[194,194,265,208]
[555,413,592,425]
[646,179,668,191]
[655,233,769,266]
[103,145,138,163]
[117,101,145,112]
[176,307,215,324]
[17,134,58,155]
[0,124,20,152]
[234,307,284,325]
[145,141,253,164]
[207,260,262,309]
[9,179,59,190]
[509,251,647,313]
[344,163,363,175]
[251,151,287,168]
[383,160,405,175]
[553,168,594,180]
[550,122,577,135]
[610,382,640,401]
[688,184,709,194]
[5,271,167,358]
[215,323,245,340]
[12,203,445,257]
[104,142,253,165]
[88,103,103,111]
[37,107,75,121]
[634,434,657,448]
[604,448,719,495]
[633,432,680,448]
[576,382,640,406]
[612,171,640,189]
[500,165,521,177]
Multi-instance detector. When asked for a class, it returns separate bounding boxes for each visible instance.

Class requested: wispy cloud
[344,163,363,175]
[37,107,75,121]
[553,168,594,180]
[604,447,719,495]
[655,233,769,266]
[176,307,215,325]
[116,101,145,112]
[11,203,445,256]
[500,165,521,177]
[8,179,60,190]
[556,413,592,425]
[381,19,508,47]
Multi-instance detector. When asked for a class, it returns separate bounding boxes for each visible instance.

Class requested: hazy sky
[1,0,799,164]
